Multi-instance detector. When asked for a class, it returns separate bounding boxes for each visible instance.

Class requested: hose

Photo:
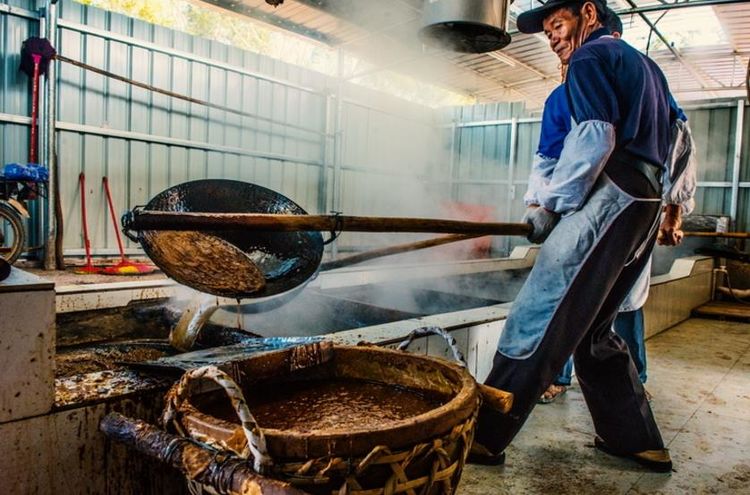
[716,267,750,305]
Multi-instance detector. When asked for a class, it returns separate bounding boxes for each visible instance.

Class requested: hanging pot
[419,0,512,53]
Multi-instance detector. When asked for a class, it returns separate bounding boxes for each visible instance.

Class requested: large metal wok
[124,180,324,305]
[123,179,531,308]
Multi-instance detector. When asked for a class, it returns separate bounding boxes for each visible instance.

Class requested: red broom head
[20,37,57,77]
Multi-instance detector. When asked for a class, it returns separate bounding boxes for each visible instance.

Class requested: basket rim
[176,344,479,458]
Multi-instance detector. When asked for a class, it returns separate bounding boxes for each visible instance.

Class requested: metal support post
[730,98,745,223]
[36,7,47,255]
[330,48,345,258]
[319,94,333,214]
[448,121,457,201]
[505,118,519,256]
[42,0,59,269]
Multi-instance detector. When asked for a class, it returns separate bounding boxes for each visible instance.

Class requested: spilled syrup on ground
[55,345,171,377]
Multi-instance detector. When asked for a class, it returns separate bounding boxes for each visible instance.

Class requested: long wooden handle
[684,231,750,239]
[128,211,533,236]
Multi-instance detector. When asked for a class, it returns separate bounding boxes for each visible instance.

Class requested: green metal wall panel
[685,107,736,182]
[2,1,442,256]
[736,189,750,232]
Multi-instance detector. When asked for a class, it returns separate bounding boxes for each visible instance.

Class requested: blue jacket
[530,28,674,213]
[524,82,688,207]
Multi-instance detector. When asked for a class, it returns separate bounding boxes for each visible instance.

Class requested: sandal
[538,384,568,404]
[594,436,672,473]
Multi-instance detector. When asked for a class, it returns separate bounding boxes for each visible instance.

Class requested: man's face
[542,8,580,65]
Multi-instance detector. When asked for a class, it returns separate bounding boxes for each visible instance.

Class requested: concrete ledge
[53,249,538,313]
[644,256,713,339]
[56,280,177,313]
[311,247,537,291]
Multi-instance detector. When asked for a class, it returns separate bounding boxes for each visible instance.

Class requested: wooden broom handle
[127,211,533,237]
[684,231,750,239]
[321,234,483,270]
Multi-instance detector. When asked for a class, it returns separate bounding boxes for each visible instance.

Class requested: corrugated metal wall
[449,99,750,256]
[0,0,442,256]
[56,0,331,254]
[334,85,444,251]
[448,103,538,255]
[0,1,37,249]
[686,103,750,232]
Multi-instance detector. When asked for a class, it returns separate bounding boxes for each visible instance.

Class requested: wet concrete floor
[458,318,750,494]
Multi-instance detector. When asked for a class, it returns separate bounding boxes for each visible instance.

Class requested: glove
[522,206,560,244]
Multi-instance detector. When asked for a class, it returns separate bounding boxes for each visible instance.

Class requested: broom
[72,173,102,274]
[19,37,56,167]
[101,176,157,275]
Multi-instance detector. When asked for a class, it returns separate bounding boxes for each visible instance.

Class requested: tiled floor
[458,318,750,494]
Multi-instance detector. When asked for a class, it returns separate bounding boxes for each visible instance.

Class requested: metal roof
[199,0,750,107]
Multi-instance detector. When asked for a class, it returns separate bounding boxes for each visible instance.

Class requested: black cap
[517,0,607,34]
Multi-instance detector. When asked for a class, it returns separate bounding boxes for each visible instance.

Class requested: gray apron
[475,156,666,456]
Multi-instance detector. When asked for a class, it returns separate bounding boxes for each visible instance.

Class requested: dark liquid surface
[197,378,448,433]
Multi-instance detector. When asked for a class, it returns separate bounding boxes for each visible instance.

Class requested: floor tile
[460,442,644,495]
[628,459,750,494]
[456,318,750,494]
[697,382,750,421]
[666,411,750,467]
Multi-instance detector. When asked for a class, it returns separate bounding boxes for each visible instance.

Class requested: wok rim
[137,179,324,300]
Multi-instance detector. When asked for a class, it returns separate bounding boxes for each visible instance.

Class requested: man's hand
[657,204,683,246]
[522,206,560,244]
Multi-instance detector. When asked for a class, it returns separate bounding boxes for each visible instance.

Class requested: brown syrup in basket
[200,378,450,433]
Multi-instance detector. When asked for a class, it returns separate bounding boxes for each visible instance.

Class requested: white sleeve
[523,153,558,206]
[663,120,697,215]
[537,120,616,214]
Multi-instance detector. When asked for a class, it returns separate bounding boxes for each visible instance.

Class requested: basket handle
[161,365,272,473]
[396,326,465,366]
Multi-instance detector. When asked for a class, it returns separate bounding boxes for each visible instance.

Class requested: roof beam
[485,50,552,81]
[505,0,750,37]
[488,7,560,86]
[616,0,750,16]
[472,83,542,105]
[195,0,337,44]
[622,0,722,95]
[672,84,748,93]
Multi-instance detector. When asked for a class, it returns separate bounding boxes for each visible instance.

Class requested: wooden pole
[100,413,308,495]
[320,234,483,270]
[127,211,533,237]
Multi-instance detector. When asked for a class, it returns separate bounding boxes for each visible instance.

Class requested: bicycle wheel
[0,202,26,264]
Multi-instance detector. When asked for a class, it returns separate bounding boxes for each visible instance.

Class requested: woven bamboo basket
[162,332,485,495]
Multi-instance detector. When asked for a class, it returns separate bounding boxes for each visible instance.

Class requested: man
[472,0,674,472]
[533,8,696,403]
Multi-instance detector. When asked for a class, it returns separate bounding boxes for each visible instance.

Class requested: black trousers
[475,164,664,456]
